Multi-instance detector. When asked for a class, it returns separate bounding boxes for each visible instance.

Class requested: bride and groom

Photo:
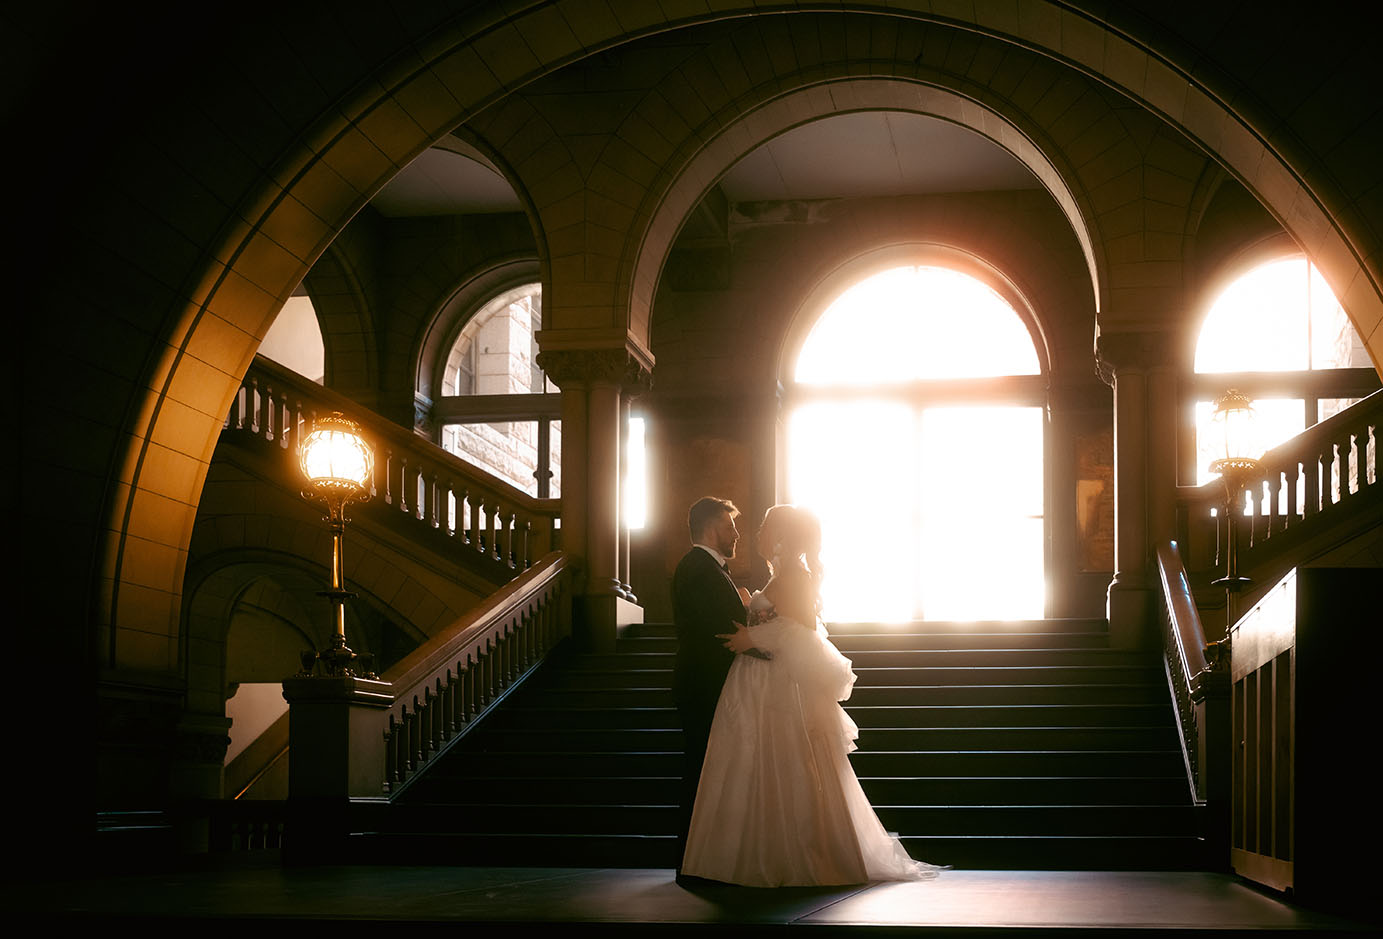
[672,497,945,887]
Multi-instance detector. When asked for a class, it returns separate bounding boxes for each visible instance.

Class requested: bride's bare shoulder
[763,563,816,624]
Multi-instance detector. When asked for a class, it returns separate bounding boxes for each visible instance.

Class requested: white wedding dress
[681,592,945,886]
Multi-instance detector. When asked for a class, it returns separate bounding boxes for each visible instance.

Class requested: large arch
[89,1,1383,674]
[625,77,1103,349]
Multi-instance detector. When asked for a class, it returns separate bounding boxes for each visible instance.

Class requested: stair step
[406,774,1191,806]
[372,802,1199,838]
[616,633,1118,654]
[624,619,1111,638]
[352,831,1209,871]
[570,649,1153,670]
[435,749,1183,777]
[465,726,1178,752]
[539,665,1162,690]
[831,632,1112,651]
[489,703,1173,730]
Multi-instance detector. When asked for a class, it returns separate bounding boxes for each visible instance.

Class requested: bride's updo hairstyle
[766,504,824,585]
[787,505,824,589]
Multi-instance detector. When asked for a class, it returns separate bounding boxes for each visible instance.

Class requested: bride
[680,504,946,887]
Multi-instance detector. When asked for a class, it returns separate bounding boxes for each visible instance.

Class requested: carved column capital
[1094,327,1181,386]
[537,347,654,396]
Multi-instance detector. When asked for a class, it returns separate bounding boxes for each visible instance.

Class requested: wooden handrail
[1154,539,1230,811]
[1156,541,1212,691]
[384,552,568,692]
[380,551,572,796]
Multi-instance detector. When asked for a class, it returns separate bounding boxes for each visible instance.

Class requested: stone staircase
[364,618,1208,870]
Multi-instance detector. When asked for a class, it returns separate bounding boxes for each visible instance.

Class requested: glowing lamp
[298,411,374,677]
[300,412,374,497]
[1208,388,1263,478]
[1207,389,1263,613]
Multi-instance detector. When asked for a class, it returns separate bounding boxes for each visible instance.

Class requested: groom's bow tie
[720,562,730,574]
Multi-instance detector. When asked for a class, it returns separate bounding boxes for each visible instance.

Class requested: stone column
[539,346,653,650]
[1097,329,1177,648]
[1147,362,1179,545]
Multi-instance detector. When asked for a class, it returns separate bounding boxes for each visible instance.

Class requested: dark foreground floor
[7,861,1377,935]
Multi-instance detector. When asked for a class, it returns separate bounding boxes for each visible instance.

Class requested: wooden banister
[380,551,572,796]
[1154,541,1229,813]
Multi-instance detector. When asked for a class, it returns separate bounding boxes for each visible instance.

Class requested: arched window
[1190,257,1378,485]
[436,283,562,497]
[429,280,649,525]
[788,264,1046,623]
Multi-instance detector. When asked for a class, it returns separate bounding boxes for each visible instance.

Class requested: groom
[671,496,748,873]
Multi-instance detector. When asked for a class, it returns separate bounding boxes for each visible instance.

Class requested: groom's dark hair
[688,496,738,539]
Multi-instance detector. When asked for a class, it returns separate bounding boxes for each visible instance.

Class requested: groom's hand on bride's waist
[719,622,772,659]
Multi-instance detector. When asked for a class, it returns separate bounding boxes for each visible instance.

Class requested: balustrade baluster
[521,610,534,667]
[484,638,496,702]
[432,678,446,747]
[260,383,275,442]
[1286,461,1301,524]
[1329,442,1342,507]
[379,448,394,507]
[410,698,425,770]
[1304,452,1321,517]
[246,377,260,435]
[467,652,480,719]
[1347,432,1361,497]
[424,471,438,527]
[1370,424,1378,487]
[384,715,399,786]
[501,509,516,567]
[1270,470,1286,536]
[469,497,483,554]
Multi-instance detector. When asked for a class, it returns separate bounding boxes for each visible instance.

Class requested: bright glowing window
[1193,258,1367,484]
[788,265,1045,623]
[796,266,1040,383]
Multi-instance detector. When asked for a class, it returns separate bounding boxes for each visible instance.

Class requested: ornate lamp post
[1208,389,1263,628]
[298,411,374,676]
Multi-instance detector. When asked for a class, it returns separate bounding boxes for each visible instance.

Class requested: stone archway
[92,0,1383,677]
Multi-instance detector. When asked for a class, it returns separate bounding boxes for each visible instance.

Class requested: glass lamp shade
[1209,388,1262,474]
[299,412,374,496]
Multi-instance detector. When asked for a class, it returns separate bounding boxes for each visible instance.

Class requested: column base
[574,587,643,651]
[1107,577,1155,649]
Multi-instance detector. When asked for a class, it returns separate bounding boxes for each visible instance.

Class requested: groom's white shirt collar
[694,543,730,569]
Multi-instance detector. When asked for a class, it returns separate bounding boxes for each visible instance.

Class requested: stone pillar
[538,346,653,650]
[1097,329,1177,648]
[280,675,393,863]
[1147,363,1179,544]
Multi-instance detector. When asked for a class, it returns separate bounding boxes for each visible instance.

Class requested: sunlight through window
[796,266,1039,384]
[788,266,1045,623]
[1193,258,1365,485]
[626,416,647,530]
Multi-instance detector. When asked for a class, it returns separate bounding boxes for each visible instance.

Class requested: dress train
[681,610,946,886]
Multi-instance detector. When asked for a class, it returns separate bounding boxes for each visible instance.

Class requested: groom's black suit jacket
[671,545,747,854]
[672,545,746,725]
